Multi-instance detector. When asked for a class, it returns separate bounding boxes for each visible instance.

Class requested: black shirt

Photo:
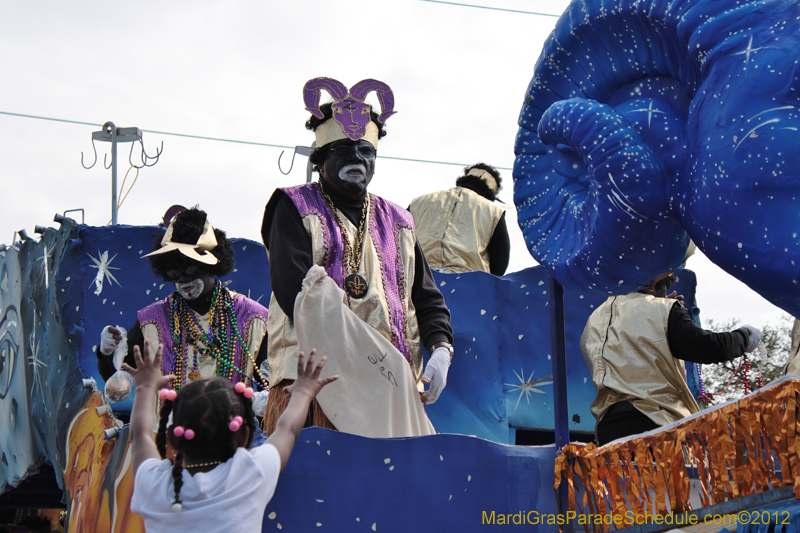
[486,212,510,276]
[666,302,747,363]
[262,181,453,352]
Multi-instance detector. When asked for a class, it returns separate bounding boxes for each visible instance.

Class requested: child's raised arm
[267,349,338,470]
[122,340,175,474]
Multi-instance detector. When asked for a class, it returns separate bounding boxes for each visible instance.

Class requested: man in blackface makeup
[261,78,453,436]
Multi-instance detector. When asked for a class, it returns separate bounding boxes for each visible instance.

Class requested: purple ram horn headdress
[303,77,397,142]
[303,77,348,119]
[349,79,396,123]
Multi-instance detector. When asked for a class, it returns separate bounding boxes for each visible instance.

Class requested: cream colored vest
[580,292,699,428]
[267,205,422,387]
[409,187,504,273]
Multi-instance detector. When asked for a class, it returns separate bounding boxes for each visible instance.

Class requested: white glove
[738,324,762,353]
[99,325,118,356]
[421,347,451,405]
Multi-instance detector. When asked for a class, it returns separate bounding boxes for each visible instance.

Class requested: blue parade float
[4,0,800,530]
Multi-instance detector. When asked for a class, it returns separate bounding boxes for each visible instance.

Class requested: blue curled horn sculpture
[514,0,800,317]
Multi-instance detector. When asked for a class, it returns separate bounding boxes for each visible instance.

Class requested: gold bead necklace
[316,181,371,299]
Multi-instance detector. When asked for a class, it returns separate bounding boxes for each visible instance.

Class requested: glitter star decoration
[27,326,48,402]
[37,244,54,289]
[505,368,553,411]
[88,249,122,296]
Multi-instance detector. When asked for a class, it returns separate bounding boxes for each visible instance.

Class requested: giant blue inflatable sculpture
[514,0,800,317]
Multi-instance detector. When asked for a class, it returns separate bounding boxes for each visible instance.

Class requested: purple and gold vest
[138,289,268,385]
[267,183,422,386]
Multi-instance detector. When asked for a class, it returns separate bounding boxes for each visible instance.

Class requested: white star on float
[28,326,48,402]
[88,249,122,296]
[505,368,553,410]
[37,244,54,289]
[629,99,666,129]
[733,35,763,68]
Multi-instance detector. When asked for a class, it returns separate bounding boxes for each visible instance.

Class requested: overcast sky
[0,0,789,329]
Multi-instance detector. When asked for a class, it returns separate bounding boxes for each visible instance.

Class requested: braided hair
[154,378,257,510]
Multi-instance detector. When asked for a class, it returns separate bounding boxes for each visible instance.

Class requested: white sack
[294,265,435,438]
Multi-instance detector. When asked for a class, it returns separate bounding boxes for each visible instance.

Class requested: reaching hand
[268,349,339,472]
[121,340,174,391]
[285,349,338,399]
[420,347,451,404]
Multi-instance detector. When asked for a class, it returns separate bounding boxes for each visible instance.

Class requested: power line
[0,110,513,171]
[418,0,560,17]
[0,111,294,150]
[1,111,98,128]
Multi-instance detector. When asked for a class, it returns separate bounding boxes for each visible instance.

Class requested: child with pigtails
[125,339,337,532]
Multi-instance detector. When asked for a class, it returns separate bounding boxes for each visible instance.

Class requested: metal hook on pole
[80,139,99,169]
[278,150,297,175]
[129,136,164,169]
[82,121,162,225]
[278,145,314,177]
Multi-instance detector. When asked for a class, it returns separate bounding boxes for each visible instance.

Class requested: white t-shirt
[131,444,281,533]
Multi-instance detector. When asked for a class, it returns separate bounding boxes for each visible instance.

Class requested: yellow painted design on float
[63,391,144,532]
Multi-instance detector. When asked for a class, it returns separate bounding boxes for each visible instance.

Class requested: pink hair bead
[184,429,195,440]
[173,426,185,438]
[243,387,254,399]
[233,416,244,425]
[165,390,177,401]
[228,420,241,432]
[159,389,169,400]
[234,382,246,393]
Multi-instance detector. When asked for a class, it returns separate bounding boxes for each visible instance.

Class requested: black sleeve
[411,239,453,351]
[262,193,313,319]
[487,212,510,276]
[96,321,144,381]
[667,303,748,364]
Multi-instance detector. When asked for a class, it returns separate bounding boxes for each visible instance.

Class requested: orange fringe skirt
[262,380,336,435]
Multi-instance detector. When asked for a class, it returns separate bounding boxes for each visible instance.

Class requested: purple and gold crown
[303,77,396,148]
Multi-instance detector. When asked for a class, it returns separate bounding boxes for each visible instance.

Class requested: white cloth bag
[294,265,435,438]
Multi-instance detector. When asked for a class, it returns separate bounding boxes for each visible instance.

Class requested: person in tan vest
[580,271,761,446]
[409,163,509,276]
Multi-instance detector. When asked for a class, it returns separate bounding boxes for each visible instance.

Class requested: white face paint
[175,278,205,300]
[338,164,367,183]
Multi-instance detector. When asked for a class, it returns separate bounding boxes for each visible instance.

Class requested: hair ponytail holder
[173,426,195,439]
[159,389,177,401]
[228,415,244,432]
[234,382,254,398]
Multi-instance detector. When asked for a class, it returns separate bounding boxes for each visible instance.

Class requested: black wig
[455,162,502,201]
[148,208,235,280]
